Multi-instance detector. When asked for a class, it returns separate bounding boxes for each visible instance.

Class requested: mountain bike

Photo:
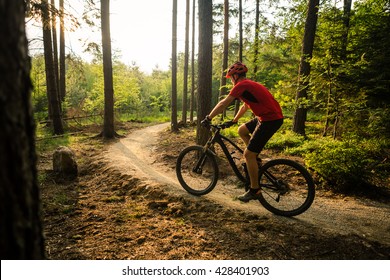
[175,122,315,216]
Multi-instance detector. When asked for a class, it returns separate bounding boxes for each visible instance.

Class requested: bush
[304,137,389,192]
[266,130,305,150]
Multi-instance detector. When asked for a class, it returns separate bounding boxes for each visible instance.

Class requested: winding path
[107,123,390,246]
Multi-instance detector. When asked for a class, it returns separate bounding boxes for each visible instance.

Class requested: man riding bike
[201,62,283,202]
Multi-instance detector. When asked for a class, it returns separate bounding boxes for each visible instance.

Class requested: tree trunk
[182,0,190,125]
[341,0,352,61]
[42,0,64,135]
[101,0,115,138]
[323,60,332,137]
[219,0,229,120]
[190,0,196,123]
[0,0,45,259]
[197,0,213,145]
[51,0,59,101]
[59,0,66,102]
[234,0,243,115]
[292,0,320,136]
[171,0,178,132]
[253,0,260,77]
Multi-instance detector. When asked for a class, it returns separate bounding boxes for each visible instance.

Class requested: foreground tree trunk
[292,0,320,135]
[0,0,45,259]
[42,0,64,135]
[197,0,213,145]
[101,0,116,138]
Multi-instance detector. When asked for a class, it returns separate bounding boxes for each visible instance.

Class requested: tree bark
[51,0,60,101]
[171,0,178,132]
[197,0,213,145]
[253,0,260,76]
[219,0,229,120]
[0,0,45,259]
[101,0,115,138]
[182,0,190,125]
[59,0,66,102]
[341,0,352,61]
[292,0,320,136]
[42,0,64,135]
[234,0,243,115]
[190,0,196,123]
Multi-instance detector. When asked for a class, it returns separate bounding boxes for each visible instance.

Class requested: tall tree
[219,0,229,120]
[0,0,45,259]
[234,0,243,115]
[171,0,178,131]
[42,0,64,135]
[59,0,66,102]
[182,0,190,125]
[51,0,59,99]
[190,0,196,123]
[292,0,320,135]
[197,0,213,145]
[253,0,260,76]
[101,0,116,138]
[341,0,352,61]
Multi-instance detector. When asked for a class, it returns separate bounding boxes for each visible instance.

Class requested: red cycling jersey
[229,79,283,121]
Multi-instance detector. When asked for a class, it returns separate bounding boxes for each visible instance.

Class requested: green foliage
[304,137,389,192]
[35,126,71,153]
[30,55,48,116]
[266,129,305,150]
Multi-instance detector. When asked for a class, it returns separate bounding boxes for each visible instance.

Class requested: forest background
[28,0,389,194]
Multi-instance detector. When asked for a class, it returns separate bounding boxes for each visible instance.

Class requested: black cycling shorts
[245,118,283,154]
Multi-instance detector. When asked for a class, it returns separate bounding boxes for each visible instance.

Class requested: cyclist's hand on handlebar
[201,115,211,128]
[221,120,237,129]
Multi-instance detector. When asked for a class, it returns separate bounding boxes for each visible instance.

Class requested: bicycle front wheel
[176,146,219,196]
[258,159,315,216]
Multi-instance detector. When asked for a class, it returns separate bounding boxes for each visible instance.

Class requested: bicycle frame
[200,125,282,191]
[178,123,316,216]
[201,125,247,183]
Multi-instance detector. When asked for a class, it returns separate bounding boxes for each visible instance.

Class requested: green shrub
[304,137,388,192]
[266,130,305,150]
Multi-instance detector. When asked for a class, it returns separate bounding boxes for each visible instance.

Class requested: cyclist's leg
[244,148,260,189]
[249,118,283,149]
[238,118,257,146]
[238,119,283,202]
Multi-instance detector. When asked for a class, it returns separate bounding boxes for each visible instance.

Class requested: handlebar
[202,121,236,130]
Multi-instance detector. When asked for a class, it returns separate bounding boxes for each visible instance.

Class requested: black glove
[201,116,211,128]
[221,120,237,129]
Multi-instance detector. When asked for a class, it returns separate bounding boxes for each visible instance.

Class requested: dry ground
[38,122,390,260]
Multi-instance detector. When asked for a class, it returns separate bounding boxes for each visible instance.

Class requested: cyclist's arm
[208,95,236,119]
[233,103,249,123]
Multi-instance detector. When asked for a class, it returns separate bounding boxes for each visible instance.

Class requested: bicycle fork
[193,137,217,174]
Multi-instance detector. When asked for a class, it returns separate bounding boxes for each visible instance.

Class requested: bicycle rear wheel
[258,159,315,216]
[176,146,219,195]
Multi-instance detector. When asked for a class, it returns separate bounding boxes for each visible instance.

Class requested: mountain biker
[201,61,284,202]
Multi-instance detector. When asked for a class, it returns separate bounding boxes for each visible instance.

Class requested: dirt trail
[107,123,390,246]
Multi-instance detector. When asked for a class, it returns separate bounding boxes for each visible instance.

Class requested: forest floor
[38,121,390,260]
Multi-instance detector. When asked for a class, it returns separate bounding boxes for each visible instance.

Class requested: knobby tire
[257,159,315,216]
[176,145,219,195]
